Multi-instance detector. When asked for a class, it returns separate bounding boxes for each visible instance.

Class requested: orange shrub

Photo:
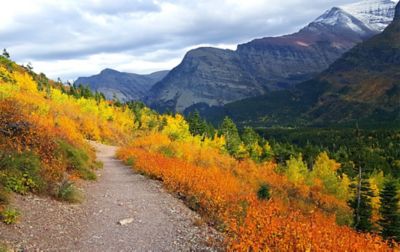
[118,143,395,251]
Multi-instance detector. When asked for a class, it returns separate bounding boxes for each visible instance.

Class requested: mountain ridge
[74,69,168,101]
[74,0,398,113]
[146,0,396,112]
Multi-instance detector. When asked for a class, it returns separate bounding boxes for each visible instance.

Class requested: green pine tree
[349,179,374,232]
[205,122,215,139]
[219,116,241,157]
[379,179,400,242]
[241,127,262,161]
[187,111,207,136]
[241,127,259,147]
[45,82,51,99]
[257,183,271,200]
[2,48,10,59]
[69,84,78,98]
[127,101,146,128]
[348,124,375,232]
[60,85,67,94]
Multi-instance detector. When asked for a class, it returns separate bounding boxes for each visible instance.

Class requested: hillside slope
[0,55,136,216]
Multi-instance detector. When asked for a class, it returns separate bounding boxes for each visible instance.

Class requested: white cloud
[0,0,364,80]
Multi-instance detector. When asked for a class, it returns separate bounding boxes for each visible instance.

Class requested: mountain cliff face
[204,1,400,127]
[75,69,168,101]
[235,7,373,88]
[147,0,397,113]
[147,48,264,112]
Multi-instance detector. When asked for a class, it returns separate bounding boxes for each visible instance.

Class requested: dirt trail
[0,142,221,251]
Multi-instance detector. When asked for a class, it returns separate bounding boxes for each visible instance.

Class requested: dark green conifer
[349,179,374,232]
[379,179,400,242]
[257,183,271,200]
[241,127,262,161]
[187,111,207,136]
[219,116,241,157]
[2,48,10,59]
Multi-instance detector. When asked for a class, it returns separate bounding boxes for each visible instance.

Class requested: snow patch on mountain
[342,0,398,32]
[313,7,372,34]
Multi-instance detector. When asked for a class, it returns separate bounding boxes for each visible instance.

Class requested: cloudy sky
[1,0,363,80]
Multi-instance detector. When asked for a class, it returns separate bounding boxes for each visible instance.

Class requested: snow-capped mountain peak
[312,7,373,35]
[314,7,347,25]
[342,0,398,32]
[309,0,397,37]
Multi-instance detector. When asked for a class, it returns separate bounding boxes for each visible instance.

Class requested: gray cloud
[82,0,161,15]
[0,0,364,80]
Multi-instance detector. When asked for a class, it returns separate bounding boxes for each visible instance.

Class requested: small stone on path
[118,218,134,226]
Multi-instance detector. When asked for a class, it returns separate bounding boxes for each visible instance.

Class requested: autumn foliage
[0,57,134,198]
[118,128,395,250]
[1,56,397,250]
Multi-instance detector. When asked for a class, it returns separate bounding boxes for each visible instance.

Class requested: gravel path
[0,142,222,251]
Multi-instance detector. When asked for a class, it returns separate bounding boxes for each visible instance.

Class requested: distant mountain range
[146,0,397,112]
[74,0,399,127]
[75,68,168,101]
[201,0,400,127]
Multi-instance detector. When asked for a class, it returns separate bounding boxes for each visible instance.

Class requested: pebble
[118,218,134,225]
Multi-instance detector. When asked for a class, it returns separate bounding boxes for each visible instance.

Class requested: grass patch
[158,145,176,158]
[56,180,84,203]
[1,207,20,224]
[0,151,45,194]
[335,208,353,226]
[57,140,97,180]
[125,157,135,166]
[94,160,103,169]
[0,241,12,252]
[0,187,9,206]
[0,243,9,252]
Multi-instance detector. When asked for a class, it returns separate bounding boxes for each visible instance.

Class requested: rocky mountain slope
[75,69,168,101]
[203,1,400,128]
[147,47,264,112]
[147,0,397,112]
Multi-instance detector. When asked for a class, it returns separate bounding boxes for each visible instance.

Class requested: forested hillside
[0,54,399,250]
